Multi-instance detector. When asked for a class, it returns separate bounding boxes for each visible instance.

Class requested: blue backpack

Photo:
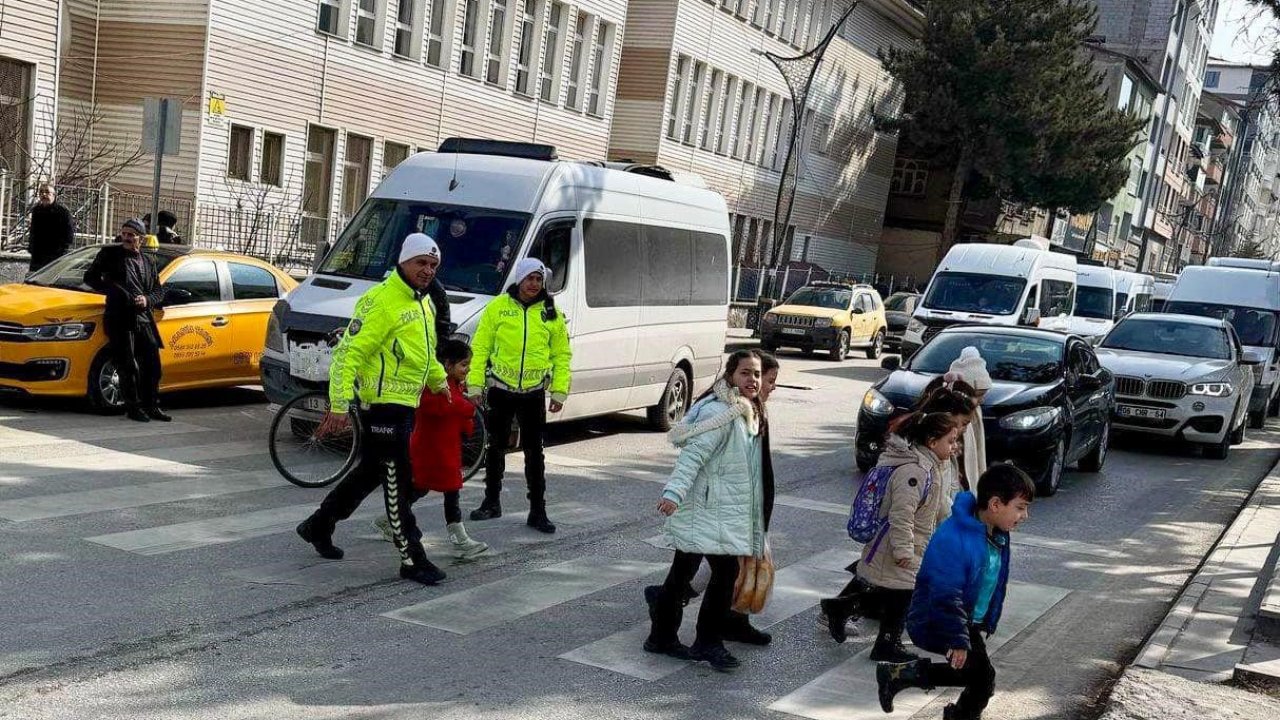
[847,464,933,560]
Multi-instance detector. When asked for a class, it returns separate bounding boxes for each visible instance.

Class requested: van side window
[527,220,573,295]
[1039,280,1075,317]
[582,219,642,307]
[642,225,693,306]
[690,231,729,305]
[1135,293,1152,313]
[1023,286,1039,315]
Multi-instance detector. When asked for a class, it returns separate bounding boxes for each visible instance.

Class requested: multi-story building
[1091,0,1216,271]
[610,0,924,275]
[1189,90,1240,263]
[1207,61,1280,258]
[0,0,61,223]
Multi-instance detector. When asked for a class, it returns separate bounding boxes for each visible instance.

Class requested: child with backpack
[827,408,962,662]
[375,339,488,558]
[876,463,1035,720]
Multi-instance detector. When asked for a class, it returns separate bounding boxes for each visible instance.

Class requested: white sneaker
[372,517,394,543]
[447,522,489,558]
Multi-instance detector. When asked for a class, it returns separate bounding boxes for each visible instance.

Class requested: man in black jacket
[85,219,170,423]
[28,183,75,272]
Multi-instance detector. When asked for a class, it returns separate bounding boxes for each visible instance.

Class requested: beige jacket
[857,434,949,591]
[960,414,988,490]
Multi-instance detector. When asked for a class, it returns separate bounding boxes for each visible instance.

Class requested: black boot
[470,498,502,521]
[819,595,863,644]
[643,586,691,659]
[689,642,741,672]
[399,557,446,585]
[722,610,771,646]
[943,704,980,720]
[876,658,932,713]
[526,502,556,534]
[126,407,150,422]
[869,635,921,664]
[144,407,172,422]
[296,516,343,560]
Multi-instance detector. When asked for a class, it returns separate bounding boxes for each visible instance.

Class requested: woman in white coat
[944,346,991,490]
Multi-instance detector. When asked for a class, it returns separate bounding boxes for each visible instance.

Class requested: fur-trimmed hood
[668,379,759,447]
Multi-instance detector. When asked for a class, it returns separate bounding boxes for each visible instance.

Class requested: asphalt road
[0,349,1275,720]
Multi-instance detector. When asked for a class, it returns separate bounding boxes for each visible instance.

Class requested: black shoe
[470,500,502,521]
[820,597,862,644]
[644,585,665,625]
[943,704,977,720]
[399,560,446,585]
[689,642,741,672]
[126,408,150,422]
[144,407,172,422]
[526,510,556,534]
[643,637,691,659]
[296,517,343,560]
[869,638,920,664]
[723,612,772,646]
[682,585,700,605]
[876,658,931,713]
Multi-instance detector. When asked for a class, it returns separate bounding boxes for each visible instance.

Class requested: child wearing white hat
[944,346,991,488]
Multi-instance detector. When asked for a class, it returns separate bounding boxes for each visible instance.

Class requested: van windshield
[1115,292,1129,314]
[922,272,1026,316]
[1075,287,1114,319]
[318,199,532,295]
[1165,301,1278,347]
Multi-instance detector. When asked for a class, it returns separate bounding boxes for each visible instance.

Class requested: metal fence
[731,265,919,304]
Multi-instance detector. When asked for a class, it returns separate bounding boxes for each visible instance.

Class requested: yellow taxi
[0,245,298,410]
[760,281,888,361]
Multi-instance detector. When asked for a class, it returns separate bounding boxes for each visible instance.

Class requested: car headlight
[20,322,95,341]
[815,317,834,328]
[265,301,287,353]
[906,318,924,335]
[762,313,777,326]
[1189,382,1233,397]
[999,406,1062,431]
[861,388,895,416]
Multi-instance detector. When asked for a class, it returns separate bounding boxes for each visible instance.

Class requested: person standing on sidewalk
[467,258,572,534]
[84,219,169,423]
[645,350,767,673]
[296,233,451,586]
[876,464,1034,719]
[28,183,75,272]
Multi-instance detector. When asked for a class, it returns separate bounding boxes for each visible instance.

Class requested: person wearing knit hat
[945,346,990,488]
[467,256,573,534]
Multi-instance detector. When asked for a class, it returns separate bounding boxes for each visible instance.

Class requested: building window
[395,0,423,58]
[586,20,613,116]
[260,132,285,186]
[811,114,832,156]
[426,0,449,66]
[777,0,790,39]
[565,12,589,110]
[1203,70,1219,88]
[667,56,690,140]
[383,141,411,175]
[228,125,253,181]
[682,61,706,144]
[743,86,764,160]
[700,70,723,151]
[539,2,566,102]
[758,93,778,166]
[890,158,928,196]
[773,100,793,170]
[318,0,348,36]
[485,0,511,86]
[731,81,750,158]
[716,75,738,154]
[514,1,540,96]
[355,0,382,48]
[342,134,374,218]
[788,0,804,45]
[304,126,337,219]
[459,0,482,77]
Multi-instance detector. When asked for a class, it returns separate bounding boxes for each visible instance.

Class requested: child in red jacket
[374,339,488,557]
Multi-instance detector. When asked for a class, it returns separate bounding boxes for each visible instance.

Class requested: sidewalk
[1101,459,1280,718]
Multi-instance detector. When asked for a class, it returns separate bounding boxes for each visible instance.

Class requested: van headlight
[906,318,924,336]
[999,406,1061,431]
[1190,382,1233,397]
[20,322,95,341]
[861,388,895,416]
[265,301,286,353]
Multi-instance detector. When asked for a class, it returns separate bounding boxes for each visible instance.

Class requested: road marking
[768,581,1071,720]
[559,546,851,680]
[381,556,668,634]
[0,440,261,485]
[0,420,205,450]
[86,502,339,555]
[0,468,291,522]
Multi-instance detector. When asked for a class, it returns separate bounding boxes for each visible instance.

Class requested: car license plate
[781,328,806,336]
[289,342,333,383]
[302,395,328,412]
[1117,405,1165,420]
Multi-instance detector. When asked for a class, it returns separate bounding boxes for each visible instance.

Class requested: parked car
[855,325,1114,496]
[760,281,887,360]
[1094,313,1258,460]
[0,245,297,410]
[883,291,920,353]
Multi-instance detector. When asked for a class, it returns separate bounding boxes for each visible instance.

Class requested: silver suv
[1094,314,1261,460]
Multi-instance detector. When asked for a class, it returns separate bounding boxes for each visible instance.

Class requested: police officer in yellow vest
[297,233,451,585]
[468,258,572,533]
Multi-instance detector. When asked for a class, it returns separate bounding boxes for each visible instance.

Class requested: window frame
[890,158,929,196]
[484,0,514,87]
[586,19,612,117]
[354,0,384,49]
[459,0,482,78]
[538,2,567,104]
[394,0,425,58]
[165,259,225,306]
[228,261,283,301]
[341,133,375,219]
[425,0,451,67]
[382,140,411,176]
[514,0,541,96]
[715,75,738,155]
[667,55,690,140]
[227,124,254,182]
[699,69,723,151]
[681,60,707,145]
[565,11,590,110]
[317,0,350,38]
[259,131,285,187]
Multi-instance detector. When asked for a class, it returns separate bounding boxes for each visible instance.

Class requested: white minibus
[261,139,731,430]
[1113,270,1155,316]
[1042,265,1118,343]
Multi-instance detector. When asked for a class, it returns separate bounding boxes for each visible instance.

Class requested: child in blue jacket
[875,463,1035,720]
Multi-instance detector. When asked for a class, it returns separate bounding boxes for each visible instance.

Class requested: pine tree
[880,0,1145,262]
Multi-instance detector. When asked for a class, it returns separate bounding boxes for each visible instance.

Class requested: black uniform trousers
[106,321,162,411]
[924,627,996,717]
[313,404,429,567]
[649,551,739,649]
[483,387,548,506]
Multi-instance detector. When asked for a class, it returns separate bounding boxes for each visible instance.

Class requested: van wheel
[87,351,125,413]
[866,331,885,360]
[648,368,691,432]
[829,330,850,361]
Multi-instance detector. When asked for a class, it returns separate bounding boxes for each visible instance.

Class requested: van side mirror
[1022,308,1041,326]
[1242,351,1265,366]
[881,356,901,371]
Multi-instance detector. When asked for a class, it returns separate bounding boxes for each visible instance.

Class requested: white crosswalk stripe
[0,419,205,451]
[0,440,262,486]
[768,581,1071,720]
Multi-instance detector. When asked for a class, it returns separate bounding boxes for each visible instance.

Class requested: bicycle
[269,391,490,489]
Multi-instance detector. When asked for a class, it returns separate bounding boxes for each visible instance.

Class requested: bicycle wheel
[461,406,488,481]
[269,391,362,488]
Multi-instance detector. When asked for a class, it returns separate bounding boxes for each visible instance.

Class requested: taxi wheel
[88,352,125,413]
